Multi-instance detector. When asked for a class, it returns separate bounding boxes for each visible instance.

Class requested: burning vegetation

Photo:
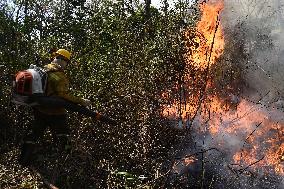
[162,0,284,186]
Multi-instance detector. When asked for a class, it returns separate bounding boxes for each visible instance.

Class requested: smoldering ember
[0,0,283,188]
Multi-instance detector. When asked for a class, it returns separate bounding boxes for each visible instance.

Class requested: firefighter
[19,49,91,166]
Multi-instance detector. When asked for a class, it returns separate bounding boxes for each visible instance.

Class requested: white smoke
[223,0,284,101]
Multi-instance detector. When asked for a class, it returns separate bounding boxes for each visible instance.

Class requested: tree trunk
[163,0,169,16]
[145,0,151,20]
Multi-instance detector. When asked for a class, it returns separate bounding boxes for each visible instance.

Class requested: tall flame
[163,0,225,123]
[185,0,224,70]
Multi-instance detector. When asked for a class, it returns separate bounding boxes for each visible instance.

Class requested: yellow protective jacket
[36,63,85,115]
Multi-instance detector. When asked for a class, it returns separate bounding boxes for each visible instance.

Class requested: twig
[181,147,222,160]
[238,156,265,174]
[228,156,265,176]
[227,164,239,175]
[244,122,262,142]
[189,11,221,127]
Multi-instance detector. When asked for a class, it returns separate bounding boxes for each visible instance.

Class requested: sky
[144,0,179,8]
[151,0,164,7]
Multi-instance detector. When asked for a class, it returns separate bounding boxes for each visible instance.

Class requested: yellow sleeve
[48,72,85,105]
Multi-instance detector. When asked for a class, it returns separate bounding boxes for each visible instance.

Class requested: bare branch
[244,122,262,142]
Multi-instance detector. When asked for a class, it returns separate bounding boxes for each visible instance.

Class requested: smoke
[222,0,284,101]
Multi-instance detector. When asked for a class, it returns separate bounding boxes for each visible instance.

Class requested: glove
[82,99,91,107]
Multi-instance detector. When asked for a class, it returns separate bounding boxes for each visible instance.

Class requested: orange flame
[203,97,284,175]
[185,0,224,70]
[184,157,197,166]
[162,0,225,124]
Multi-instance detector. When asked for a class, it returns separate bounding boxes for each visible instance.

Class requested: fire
[204,97,284,175]
[172,156,197,174]
[162,0,225,122]
[161,0,284,177]
[184,157,197,166]
[185,0,224,70]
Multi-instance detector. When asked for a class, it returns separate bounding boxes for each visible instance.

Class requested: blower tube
[32,96,115,125]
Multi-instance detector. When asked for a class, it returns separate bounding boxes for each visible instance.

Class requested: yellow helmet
[55,49,71,61]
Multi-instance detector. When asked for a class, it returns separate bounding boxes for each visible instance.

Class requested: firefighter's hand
[82,99,91,107]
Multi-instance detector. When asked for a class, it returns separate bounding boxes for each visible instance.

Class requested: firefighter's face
[53,56,68,69]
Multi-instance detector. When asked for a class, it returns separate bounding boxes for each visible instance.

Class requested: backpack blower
[12,64,115,125]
